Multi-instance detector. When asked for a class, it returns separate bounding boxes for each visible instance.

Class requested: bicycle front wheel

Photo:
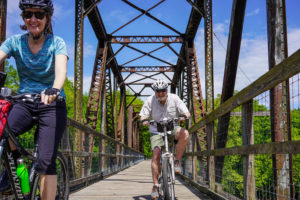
[162,158,175,200]
[31,152,69,200]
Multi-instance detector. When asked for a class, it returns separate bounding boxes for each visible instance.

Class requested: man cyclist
[139,79,190,199]
[0,0,68,199]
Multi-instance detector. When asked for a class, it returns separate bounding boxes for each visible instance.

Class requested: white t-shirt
[140,93,189,133]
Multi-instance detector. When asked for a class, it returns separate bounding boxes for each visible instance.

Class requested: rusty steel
[215,0,247,184]
[202,2,214,186]
[204,0,214,114]
[84,42,108,175]
[83,0,102,18]
[0,0,6,44]
[0,0,7,71]
[172,0,204,89]
[74,0,84,178]
[120,66,175,72]
[105,66,115,138]
[120,0,180,35]
[120,44,172,66]
[111,0,166,35]
[85,43,108,129]
[110,36,183,44]
[267,0,292,199]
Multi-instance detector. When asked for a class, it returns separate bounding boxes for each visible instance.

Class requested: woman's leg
[40,175,57,200]
[37,100,67,199]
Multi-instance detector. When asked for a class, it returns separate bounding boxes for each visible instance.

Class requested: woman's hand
[41,88,60,105]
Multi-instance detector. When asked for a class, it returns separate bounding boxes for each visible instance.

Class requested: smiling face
[22,8,48,38]
[155,89,168,102]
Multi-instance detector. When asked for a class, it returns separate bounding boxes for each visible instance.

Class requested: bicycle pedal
[158,177,162,184]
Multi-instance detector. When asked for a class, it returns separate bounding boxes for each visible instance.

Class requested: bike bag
[157,120,174,132]
[0,100,11,139]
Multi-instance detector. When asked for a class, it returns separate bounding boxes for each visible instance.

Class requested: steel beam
[110,36,183,43]
[0,0,7,71]
[74,0,84,178]
[83,0,123,85]
[215,0,247,184]
[267,0,292,199]
[172,0,204,89]
[120,66,175,72]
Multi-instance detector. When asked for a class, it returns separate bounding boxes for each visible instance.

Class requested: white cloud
[84,43,96,57]
[288,28,300,55]
[246,8,260,17]
[6,1,23,37]
[53,2,73,19]
[195,23,300,100]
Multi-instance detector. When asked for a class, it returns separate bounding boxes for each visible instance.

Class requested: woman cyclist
[0,0,68,199]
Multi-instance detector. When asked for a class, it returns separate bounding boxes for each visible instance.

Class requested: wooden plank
[69,160,212,200]
[184,140,300,156]
[189,49,300,133]
[242,101,255,200]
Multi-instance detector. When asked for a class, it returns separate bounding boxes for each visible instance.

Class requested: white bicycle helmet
[152,79,168,91]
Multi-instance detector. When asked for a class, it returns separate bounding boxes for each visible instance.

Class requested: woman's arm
[0,50,8,65]
[53,54,67,90]
[41,54,67,105]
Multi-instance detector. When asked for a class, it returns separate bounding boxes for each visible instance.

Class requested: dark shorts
[7,99,67,175]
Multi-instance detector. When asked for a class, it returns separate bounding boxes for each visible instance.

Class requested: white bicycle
[150,117,178,200]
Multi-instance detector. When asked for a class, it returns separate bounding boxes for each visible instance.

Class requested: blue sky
[5,0,300,98]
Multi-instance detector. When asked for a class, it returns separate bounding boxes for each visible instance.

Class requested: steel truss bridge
[1,0,300,199]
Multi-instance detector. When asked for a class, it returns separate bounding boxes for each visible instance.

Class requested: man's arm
[139,96,153,126]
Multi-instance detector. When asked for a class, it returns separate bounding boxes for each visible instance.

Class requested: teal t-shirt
[0,33,67,97]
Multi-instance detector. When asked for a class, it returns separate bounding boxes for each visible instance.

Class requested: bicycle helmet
[19,0,54,15]
[152,79,168,91]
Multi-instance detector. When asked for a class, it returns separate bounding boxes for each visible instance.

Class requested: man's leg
[40,175,57,200]
[152,147,161,185]
[174,128,189,161]
[151,147,161,198]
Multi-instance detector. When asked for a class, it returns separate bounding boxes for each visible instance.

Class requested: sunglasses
[22,11,47,20]
[155,89,167,93]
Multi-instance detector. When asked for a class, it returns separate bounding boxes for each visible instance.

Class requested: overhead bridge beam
[109,35,183,43]
[120,66,175,72]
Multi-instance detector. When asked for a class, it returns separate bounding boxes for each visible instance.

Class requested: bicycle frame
[161,124,175,186]
[150,118,177,200]
[0,125,38,200]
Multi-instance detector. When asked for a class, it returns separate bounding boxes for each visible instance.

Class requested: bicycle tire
[30,152,69,200]
[162,158,175,200]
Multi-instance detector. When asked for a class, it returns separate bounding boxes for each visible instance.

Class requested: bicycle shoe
[0,169,11,192]
[151,184,159,199]
[174,159,182,174]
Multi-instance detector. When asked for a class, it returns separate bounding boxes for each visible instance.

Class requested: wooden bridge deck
[70,160,212,200]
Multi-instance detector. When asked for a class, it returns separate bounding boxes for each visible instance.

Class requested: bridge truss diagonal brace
[215,0,247,184]
[171,0,204,90]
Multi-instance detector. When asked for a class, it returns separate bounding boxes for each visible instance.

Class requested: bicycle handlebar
[149,118,179,126]
[0,92,64,104]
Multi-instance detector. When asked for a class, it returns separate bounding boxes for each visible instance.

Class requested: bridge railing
[60,118,144,191]
[181,49,300,200]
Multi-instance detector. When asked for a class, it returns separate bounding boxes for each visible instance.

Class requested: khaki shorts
[150,126,182,150]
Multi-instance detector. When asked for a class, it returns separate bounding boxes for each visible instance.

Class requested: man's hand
[178,114,188,123]
[141,119,150,126]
